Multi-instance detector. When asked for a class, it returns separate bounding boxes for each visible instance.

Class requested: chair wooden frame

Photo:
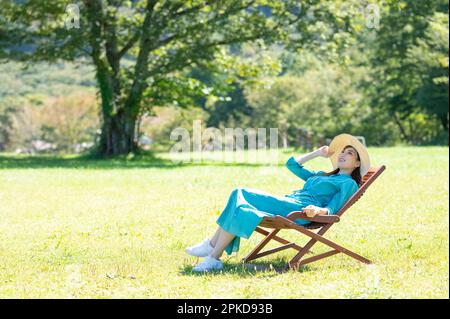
[242,165,386,271]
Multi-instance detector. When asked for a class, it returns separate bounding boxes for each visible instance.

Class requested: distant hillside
[0,61,97,99]
[0,61,99,152]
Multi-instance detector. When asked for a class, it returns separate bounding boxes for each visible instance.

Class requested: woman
[185,133,371,272]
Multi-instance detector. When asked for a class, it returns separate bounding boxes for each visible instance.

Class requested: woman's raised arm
[285,146,334,181]
[294,146,335,164]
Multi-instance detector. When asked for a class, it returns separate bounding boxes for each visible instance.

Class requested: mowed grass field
[0,146,448,298]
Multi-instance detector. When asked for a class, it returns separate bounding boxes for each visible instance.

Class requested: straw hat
[328,133,371,177]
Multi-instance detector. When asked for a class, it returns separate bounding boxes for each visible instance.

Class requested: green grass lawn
[0,146,448,298]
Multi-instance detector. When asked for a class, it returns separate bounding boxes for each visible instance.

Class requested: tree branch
[123,0,159,114]
[152,0,257,51]
[170,0,220,18]
[118,31,141,58]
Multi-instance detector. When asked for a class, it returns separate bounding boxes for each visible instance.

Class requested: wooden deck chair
[243,165,386,271]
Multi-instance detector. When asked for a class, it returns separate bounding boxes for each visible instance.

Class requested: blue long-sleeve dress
[216,156,359,255]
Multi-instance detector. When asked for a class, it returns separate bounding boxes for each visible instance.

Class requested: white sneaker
[185,238,214,257]
[192,255,223,272]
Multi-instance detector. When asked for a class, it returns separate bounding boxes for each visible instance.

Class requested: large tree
[1,0,360,155]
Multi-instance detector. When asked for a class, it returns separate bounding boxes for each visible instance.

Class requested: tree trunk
[85,0,141,156]
[392,111,411,143]
[441,113,449,132]
[441,113,449,146]
[99,109,138,156]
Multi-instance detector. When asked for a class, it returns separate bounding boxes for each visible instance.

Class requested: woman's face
[337,146,361,171]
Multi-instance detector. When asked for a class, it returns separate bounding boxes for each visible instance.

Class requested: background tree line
[0,0,448,154]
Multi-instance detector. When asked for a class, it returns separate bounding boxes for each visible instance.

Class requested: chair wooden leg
[297,250,341,266]
[254,227,304,252]
[288,238,319,270]
[244,220,372,270]
[288,223,372,268]
[243,227,313,264]
[250,243,297,260]
[289,225,332,268]
[243,228,280,263]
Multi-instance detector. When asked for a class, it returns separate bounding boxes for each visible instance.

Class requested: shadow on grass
[179,256,313,277]
[0,152,175,170]
[0,152,286,170]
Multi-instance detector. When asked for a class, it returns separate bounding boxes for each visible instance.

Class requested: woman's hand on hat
[315,146,335,158]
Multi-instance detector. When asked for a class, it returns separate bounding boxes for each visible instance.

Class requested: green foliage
[0,102,16,151]
[1,0,358,155]
[185,42,283,128]
[368,0,449,144]
[139,105,209,152]
[0,1,447,151]
[244,55,401,146]
[407,12,449,124]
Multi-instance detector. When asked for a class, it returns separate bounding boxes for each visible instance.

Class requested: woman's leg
[210,227,222,247]
[192,188,308,271]
[209,227,235,259]
[216,187,308,256]
[209,226,236,257]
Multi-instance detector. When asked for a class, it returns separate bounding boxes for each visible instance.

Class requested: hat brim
[328,134,371,177]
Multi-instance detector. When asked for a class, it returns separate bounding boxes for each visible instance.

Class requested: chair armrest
[286,211,340,224]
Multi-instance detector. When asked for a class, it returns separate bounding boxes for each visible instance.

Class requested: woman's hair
[321,145,362,186]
